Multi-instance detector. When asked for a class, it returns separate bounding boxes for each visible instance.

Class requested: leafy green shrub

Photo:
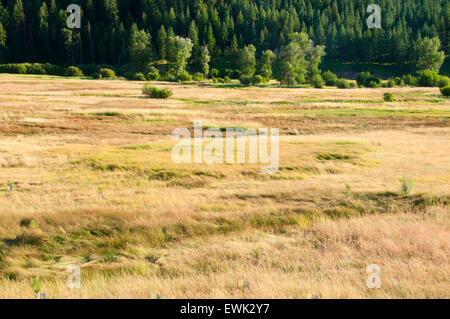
[311,74,324,88]
[145,65,159,74]
[440,86,450,96]
[142,84,173,99]
[177,71,192,82]
[368,81,379,88]
[252,74,264,85]
[99,68,116,79]
[382,80,395,88]
[349,82,356,88]
[336,78,349,89]
[239,75,253,86]
[193,72,204,81]
[357,72,381,87]
[135,72,146,81]
[125,72,146,81]
[92,73,102,79]
[217,77,232,83]
[357,72,371,87]
[210,68,220,78]
[28,63,46,74]
[402,74,418,86]
[0,63,28,74]
[65,66,84,77]
[43,63,66,76]
[383,92,394,102]
[418,70,439,87]
[393,77,404,86]
[322,70,338,86]
[160,72,175,81]
[146,72,160,81]
[224,68,240,79]
[79,64,101,75]
[437,76,450,88]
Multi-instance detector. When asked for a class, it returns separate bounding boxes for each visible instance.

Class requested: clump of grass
[19,218,39,228]
[401,177,413,195]
[142,84,173,99]
[31,277,42,294]
[384,93,395,102]
[121,144,152,150]
[316,153,354,161]
[5,180,13,191]
[93,111,122,117]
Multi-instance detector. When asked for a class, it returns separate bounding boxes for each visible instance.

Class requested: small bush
[99,68,116,79]
[160,72,175,81]
[79,64,101,75]
[135,72,146,81]
[43,63,66,76]
[210,68,220,78]
[239,75,253,86]
[440,86,450,97]
[402,74,418,86]
[92,73,102,79]
[217,77,225,83]
[223,76,231,83]
[349,82,356,88]
[357,72,371,87]
[125,72,146,81]
[145,65,159,74]
[383,92,394,102]
[142,85,173,99]
[393,77,404,86]
[437,76,450,88]
[224,68,240,79]
[28,63,46,75]
[65,66,84,77]
[252,74,264,85]
[146,72,160,81]
[368,81,379,88]
[177,71,192,82]
[336,78,349,89]
[401,177,413,195]
[322,70,338,86]
[193,72,204,82]
[357,72,381,87]
[0,63,28,74]
[418,70,439,87]
[382,80,395,88]
[311,74,324,88]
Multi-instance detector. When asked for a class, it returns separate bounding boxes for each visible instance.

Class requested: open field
[0,75,449,298]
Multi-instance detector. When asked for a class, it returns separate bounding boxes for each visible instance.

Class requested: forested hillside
[0,0,448,70]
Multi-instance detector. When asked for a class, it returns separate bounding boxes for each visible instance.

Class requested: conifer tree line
[0,0,448,73]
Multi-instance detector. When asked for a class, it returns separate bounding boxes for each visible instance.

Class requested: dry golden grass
[0,75,448,298]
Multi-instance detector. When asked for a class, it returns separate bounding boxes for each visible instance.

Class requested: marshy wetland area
[0,74,448,298]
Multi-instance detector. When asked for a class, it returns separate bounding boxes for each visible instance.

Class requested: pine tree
[129,23,152,69]
[238,45,256,76]
[200,46,210,77]
[157,25,167,59]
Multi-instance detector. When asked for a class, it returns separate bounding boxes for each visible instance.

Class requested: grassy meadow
[0,74,448,298]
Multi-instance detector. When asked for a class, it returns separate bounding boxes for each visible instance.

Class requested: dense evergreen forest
[0,0,448,74]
